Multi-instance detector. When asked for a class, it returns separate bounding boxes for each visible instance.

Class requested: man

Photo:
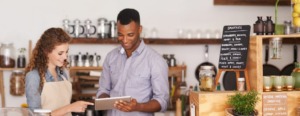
[96,8,169,116]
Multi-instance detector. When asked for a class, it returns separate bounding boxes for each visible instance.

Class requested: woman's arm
[25,71,42,111]
[51,101,94,116]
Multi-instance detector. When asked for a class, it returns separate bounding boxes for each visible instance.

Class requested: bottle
[169,54,177,67]
[253,16,265,35]
[265,16,275,35]
[17,48,26,68]
[216,82,221,91]
[292,62,300,90]
[237,78,245,91]
[10,70,25,96]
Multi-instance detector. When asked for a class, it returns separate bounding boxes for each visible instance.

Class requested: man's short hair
[117,8,140,25]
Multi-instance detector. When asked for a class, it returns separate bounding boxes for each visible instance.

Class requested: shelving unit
[190,34,300,116]
[0,40,32,107]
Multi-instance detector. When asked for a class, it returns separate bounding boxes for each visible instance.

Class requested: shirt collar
[119,39,145,55]
[45,67,62,81]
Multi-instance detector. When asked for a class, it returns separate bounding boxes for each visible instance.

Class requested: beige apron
[41,75,72,116]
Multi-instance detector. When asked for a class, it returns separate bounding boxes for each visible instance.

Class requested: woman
[25,27,93,116]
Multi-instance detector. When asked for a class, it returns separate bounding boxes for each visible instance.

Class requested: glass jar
[0,43,16,68]
[199,65,215,91]
[269,37,282,59]
[10,70,25,96]
[292,62,300,90]
[292,0,300,33]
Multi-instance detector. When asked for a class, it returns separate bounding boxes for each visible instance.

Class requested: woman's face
[47,43,69,67]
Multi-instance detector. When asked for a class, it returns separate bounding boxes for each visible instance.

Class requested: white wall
[0,0,292,112]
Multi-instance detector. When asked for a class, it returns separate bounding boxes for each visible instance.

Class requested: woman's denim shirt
[25,67,68,111]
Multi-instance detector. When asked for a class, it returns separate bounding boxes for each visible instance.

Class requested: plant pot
[225,108,258,116]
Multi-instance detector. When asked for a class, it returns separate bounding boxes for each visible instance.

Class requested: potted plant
[226,90,260,116]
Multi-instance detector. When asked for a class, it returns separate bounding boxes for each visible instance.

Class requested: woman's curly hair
[25,27,71,91]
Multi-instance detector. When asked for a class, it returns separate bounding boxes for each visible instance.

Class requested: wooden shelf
[0,68,25,71]
[70,38,222,45]
[71,35,300,45]
[69,66,102,70]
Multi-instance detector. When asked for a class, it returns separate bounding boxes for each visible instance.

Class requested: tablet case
[95,96,131,110]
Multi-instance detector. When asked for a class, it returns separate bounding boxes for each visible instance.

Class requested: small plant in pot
[227,90,260,116]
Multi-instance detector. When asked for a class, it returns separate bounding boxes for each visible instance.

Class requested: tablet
[95,96,131,110]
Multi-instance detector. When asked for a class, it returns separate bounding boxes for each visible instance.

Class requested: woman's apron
[41,75,72,116]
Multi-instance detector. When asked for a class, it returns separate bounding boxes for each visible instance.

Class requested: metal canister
[284,20,293,35]
[108,20,117,38]
[97,18,109,39]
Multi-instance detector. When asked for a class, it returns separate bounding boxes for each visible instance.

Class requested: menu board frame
[218,25,251,69]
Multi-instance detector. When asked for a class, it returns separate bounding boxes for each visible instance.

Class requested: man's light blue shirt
[97,40,169,116]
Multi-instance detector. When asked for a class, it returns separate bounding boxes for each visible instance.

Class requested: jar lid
[238,78,245,81]
[200,65,214,70]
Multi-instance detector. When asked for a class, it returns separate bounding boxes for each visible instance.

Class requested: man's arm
[115,99,161,112]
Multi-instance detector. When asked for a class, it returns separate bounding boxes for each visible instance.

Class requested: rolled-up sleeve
[151,56,169,112]
[25,71,42,111]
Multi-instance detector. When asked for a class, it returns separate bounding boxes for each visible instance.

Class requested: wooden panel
[0,71,4,107]
[262,91,300,116]
[190,91,263,115]
[214,0,290,6]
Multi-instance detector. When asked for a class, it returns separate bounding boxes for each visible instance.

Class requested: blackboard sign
[262,93,288,116]
[218,25,251,69]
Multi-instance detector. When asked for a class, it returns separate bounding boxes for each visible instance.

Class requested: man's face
[117,21,142,53]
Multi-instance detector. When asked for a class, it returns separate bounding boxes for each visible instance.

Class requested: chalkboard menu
[218,25,251,69]
[263,93,288,116]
